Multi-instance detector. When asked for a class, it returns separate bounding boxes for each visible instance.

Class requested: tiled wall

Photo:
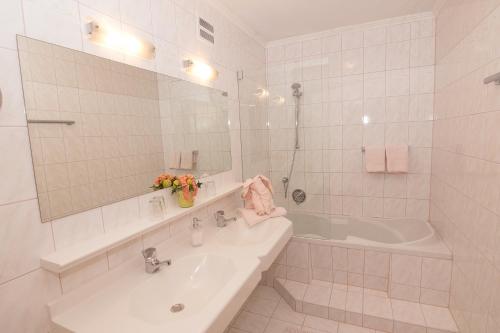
[0,0,264,331]
[267,239,452,308]
[431,1,500,332]
[265,14,435,220]
[19,36,164,221]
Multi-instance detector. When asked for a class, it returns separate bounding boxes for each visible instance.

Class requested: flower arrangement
[152,173,202,208]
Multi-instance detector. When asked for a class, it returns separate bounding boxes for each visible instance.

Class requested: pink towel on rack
[386,145,409,173]
[238,207,287,227]
[364,146,386,172]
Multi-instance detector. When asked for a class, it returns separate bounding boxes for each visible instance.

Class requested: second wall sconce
[183,59,219,81]
[86,20,156,59]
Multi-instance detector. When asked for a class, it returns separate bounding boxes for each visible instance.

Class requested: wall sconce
[183,59,218,81]
[85,21,156,59]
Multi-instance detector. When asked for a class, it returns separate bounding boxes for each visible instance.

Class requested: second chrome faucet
[214,210,237,228]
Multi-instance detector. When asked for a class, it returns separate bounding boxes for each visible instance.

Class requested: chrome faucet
[142,247,171,274]
[214,210,237,228]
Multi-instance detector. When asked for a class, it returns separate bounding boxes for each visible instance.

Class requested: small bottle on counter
[191,217,203,247]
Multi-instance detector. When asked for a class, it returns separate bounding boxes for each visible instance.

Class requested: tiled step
[274,278,459,333]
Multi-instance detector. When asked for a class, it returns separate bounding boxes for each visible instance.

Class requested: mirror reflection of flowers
[151,173,174,190]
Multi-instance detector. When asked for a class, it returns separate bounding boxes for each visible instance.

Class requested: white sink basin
[49,217,292,333]
[129,254,236,324]
[216,218,281,246]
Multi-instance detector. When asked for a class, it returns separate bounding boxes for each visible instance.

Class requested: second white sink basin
[216,218,282,246]
[129,254,236,324]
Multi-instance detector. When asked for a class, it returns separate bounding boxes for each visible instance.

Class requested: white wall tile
[0,48,27,126]
[101,196,140,231]
[151,0,177,43]
[322,34,341,54]
[60,254,108,293]
[0,128,37,205]
[79,0,120,18]
[0,269,61,333]
[342,48,363,75]
[0,0,24,50]
[23,0,83,50]
[364,45,385,73]
[120,0,153,32]
[386,41,410,70]
[0,200,53,284]
[51,208,104,250]
[342,31,363,50]
[364,27,386,47]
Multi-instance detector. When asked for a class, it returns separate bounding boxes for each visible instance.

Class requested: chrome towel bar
[27,119,75,125]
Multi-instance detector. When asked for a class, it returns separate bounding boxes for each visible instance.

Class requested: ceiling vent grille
[199,17,215,44]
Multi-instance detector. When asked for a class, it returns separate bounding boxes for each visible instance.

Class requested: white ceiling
[214,0,438,43]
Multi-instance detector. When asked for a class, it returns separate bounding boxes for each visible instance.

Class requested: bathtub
[266,213,453,300]
[287,213,451,259]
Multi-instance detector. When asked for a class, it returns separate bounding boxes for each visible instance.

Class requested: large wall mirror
[17,36,232,222]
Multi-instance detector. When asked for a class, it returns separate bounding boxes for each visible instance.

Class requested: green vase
[177,191,194,208]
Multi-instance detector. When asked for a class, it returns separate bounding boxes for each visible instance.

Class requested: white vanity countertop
[41,183,243,274]
[49,216,293,333]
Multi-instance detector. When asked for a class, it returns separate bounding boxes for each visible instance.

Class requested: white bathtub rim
[290,232,452,259]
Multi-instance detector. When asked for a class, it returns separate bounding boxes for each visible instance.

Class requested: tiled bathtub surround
[0,0,265,331]
[271,279,458,333]
[431,1,500,333]
[229,284,458,333]
[266,14,435,220]
[267,239,452,307]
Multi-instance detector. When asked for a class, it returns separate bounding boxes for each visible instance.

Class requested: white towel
[180,151,193,170]
[386,145,409,173]
[168,151,181,169]
[364,146,386,172]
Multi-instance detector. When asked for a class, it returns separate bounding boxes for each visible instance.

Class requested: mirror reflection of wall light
[86,21,156,59]
[183,59,218,81]
[272,96,285,105]
[255,88,269,98]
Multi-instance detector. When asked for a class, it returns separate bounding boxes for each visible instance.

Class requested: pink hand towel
[386,145,408,173]
[238,207,287,227]
[241,175,275,215]
[364,146,386,172]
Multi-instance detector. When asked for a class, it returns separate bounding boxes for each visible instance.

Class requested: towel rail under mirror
[28,119,75,125]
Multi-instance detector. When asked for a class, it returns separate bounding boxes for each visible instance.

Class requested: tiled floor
[227,285,392,333]
[227,280,459,333]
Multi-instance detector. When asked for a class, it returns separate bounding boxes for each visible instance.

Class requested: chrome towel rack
[27,119,75,125]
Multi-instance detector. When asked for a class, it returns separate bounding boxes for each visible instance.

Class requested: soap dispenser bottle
[191,217,203,247]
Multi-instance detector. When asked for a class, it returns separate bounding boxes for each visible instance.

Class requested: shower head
[291,83,302,97]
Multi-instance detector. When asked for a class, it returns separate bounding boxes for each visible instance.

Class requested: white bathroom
[0,0,499,332]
